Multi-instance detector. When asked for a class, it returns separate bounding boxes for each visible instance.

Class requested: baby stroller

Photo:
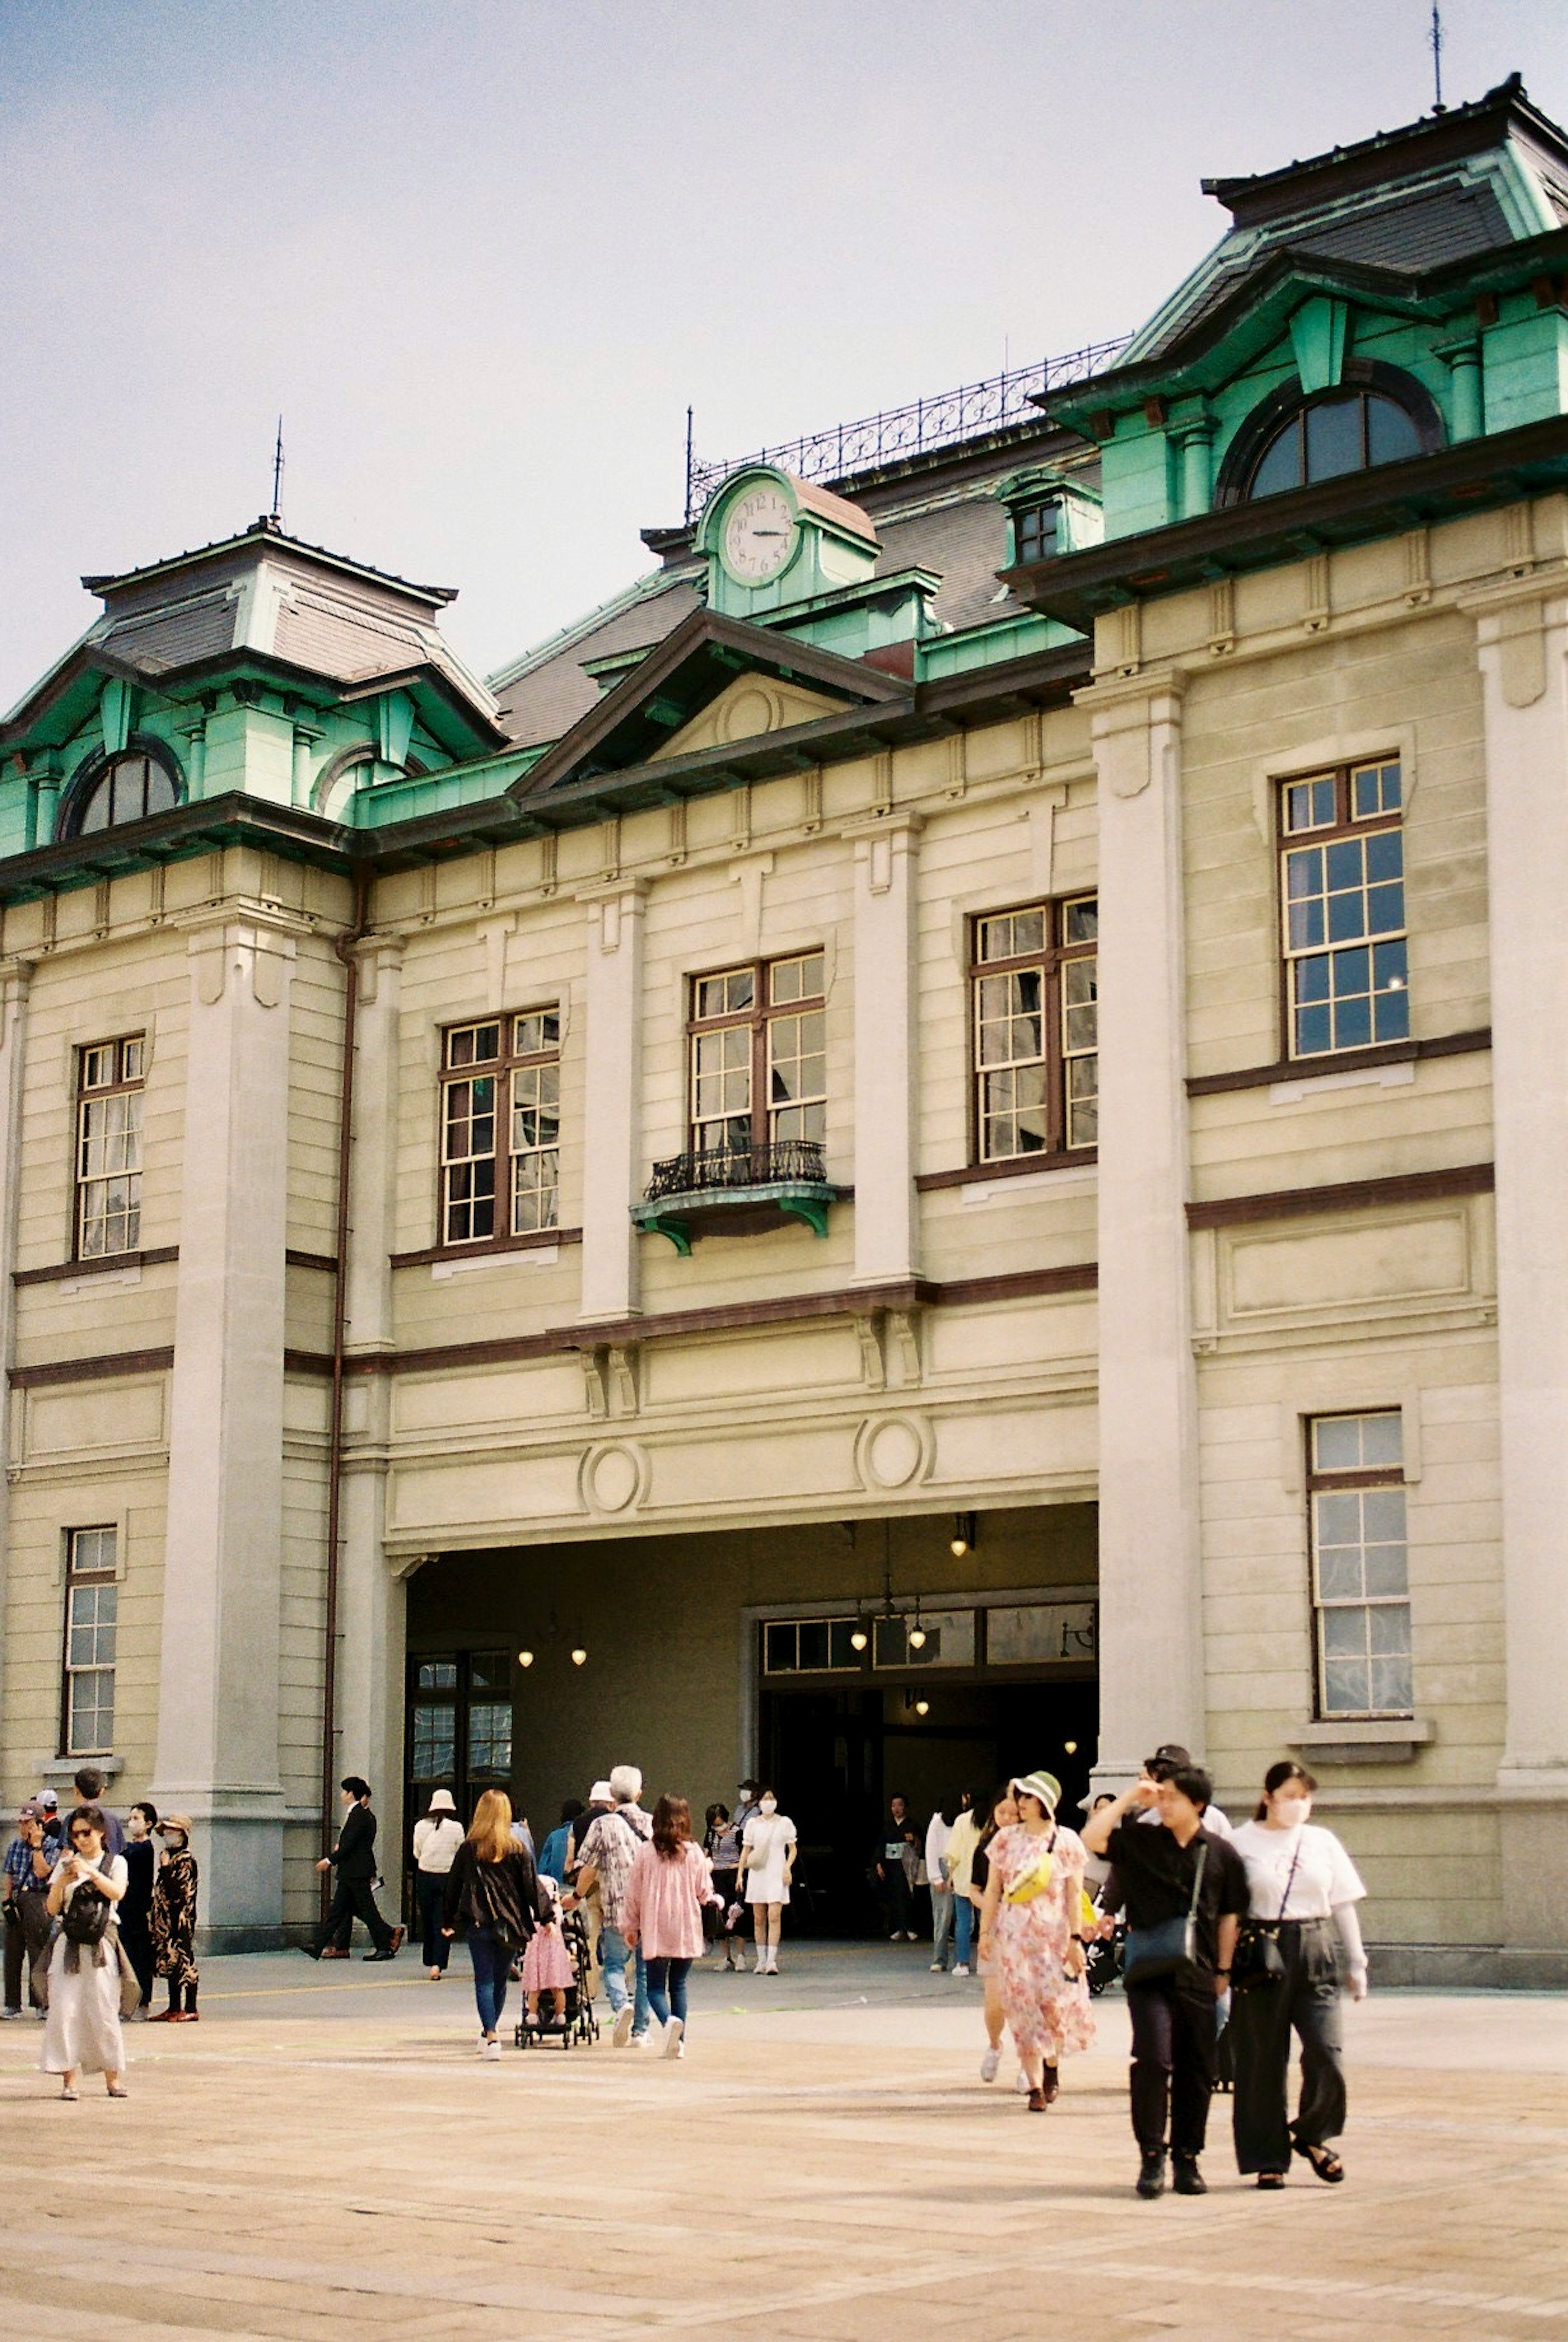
[514,1906,600,2051]
[1085,1916,1125,1997]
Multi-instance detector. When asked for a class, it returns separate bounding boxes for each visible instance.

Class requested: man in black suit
[306,1777,404,1962]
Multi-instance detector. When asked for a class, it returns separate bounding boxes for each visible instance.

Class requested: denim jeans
[645,1955,692,2029]
[599,1923,650,2034]
[931,1886,955,1969]
[468,1924,511,2036]
[953,1895,975,1968]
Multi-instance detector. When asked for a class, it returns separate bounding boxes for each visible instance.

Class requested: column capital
[1077,662,1188,725]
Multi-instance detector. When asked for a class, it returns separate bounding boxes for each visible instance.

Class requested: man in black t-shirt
[1083,1765,1249,2199]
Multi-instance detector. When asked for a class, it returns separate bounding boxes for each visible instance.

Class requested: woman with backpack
[441,1789,542,2059]
[42,1803,129,2100]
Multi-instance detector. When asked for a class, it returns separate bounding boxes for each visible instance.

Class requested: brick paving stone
[3,1953,1567,2340]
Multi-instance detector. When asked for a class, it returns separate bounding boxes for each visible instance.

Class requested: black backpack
[60,1874,112,1947]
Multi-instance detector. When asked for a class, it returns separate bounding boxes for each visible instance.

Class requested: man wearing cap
[1140,1746,1233,1840]
[33,1789,64,1863]
[2,1802,55,2019]
[573,1765,653,2046]
[1084,1763,1250,2200]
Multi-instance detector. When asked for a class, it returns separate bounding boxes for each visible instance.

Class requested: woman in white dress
[43,1804,129,2101]
[1229,1761,1368,2187]
[737,1789,796,1974]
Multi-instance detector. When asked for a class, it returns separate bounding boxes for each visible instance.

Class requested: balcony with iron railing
[631,1137,846,1253]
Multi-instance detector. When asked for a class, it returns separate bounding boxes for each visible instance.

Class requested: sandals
[107,2084,129,2099]
[1256,2171,1287,2189]
[59,2085,78,2101]
[1294,2140,1345,2183]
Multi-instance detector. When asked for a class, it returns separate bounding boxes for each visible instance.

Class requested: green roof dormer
[1033,75,1568,542]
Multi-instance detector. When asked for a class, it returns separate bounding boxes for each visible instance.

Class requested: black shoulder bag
[1231,1832,1303,1995]
[60,1868,113,1948]
[1123,1843,1207,1988]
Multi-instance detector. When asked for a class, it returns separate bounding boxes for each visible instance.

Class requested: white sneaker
[612,2006,634,2048]
[753,1953,768,1972]
[663,2017,684,2059]
[980,2047,1000,2083]
[953,1964,971,1977]
[481,2037,502,2061]
[765,1951,779,1974]
[929,1961,945,1972]
[1014,2066,1031,2095]
[630,2031,652,2050]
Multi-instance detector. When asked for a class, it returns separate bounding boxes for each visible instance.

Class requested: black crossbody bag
[1123,1844,1207,1988]
[1231,1833,1303,1995]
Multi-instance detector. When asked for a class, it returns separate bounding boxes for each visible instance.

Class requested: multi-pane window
[971,897,1097,1161]
[1281,758,1407,1057]
[1309,1411,1412,1719]
[439,1011,561,1246]
[688,951,826,1159]
[62,1526,117,1756]
[1248,390,1422,500]
[76,1036,145,1259]
[1013,501,1060,563]
[72,751,179,836]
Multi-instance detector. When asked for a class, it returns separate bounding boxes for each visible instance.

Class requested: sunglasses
[69,1828,97,1842]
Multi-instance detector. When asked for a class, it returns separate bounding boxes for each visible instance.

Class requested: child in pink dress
[521,1874,574,2027]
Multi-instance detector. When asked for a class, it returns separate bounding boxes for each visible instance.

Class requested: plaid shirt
[3,1835,51,1899]
[575,1804,652,1929]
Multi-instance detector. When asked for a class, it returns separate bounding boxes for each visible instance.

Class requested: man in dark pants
[307,1777,404,1962]
[873,1795,919,1940]
[1084,1764,1249,2199]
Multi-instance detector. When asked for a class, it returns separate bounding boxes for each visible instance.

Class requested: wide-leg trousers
[1230,1918,1347,2173]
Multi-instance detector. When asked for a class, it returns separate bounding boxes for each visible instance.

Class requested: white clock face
[722,486,796,584]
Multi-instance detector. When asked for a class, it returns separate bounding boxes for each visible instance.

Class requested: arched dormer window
[1215,364,1444,509]
[61,742,182,840]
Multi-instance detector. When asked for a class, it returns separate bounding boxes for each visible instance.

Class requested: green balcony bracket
[777,1192,832,1239]
[637,1210,693,1256]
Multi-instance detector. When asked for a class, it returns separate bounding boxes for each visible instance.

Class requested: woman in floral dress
[978,1769,1094,2111]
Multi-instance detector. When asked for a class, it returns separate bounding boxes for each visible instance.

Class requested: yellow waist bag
[1004,1850,1054,1905]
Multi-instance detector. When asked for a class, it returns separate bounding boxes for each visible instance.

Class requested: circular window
[64,747,181,839]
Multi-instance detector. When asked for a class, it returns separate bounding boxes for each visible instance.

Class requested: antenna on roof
[1429,1,1446,113]
[684,405,695,528]
[270,414,285,528]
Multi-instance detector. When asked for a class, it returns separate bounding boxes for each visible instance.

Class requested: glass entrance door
[404,1648,514,1898]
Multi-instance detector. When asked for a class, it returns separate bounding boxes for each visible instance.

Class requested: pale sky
[3,0,1565,709]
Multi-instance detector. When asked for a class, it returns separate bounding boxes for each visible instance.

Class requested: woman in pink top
[622,1795,718,2060]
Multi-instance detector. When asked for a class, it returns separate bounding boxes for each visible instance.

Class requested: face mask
[759,1798,777,1816]
[163,1834,186,1854]
[1272,1797,1311,1828]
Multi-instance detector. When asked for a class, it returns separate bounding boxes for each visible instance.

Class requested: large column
[1469,578,1568,1952]
[578,879,646,1323]
[1087,669,1205,1781]
[848,814,922,1284]
[334,938,406,1872]
[0,963,30,1762]
[153,915,296,1944]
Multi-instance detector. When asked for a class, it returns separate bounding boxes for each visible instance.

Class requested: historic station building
[2,78,1568,1973]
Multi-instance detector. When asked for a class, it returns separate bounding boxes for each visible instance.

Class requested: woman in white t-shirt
[1229,1761,1368,2188]
[412,1790,467,1979]
[42,1804,129,2101]
[737,1790,796,1975]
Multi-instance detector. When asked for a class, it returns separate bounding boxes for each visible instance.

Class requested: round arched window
[68,749,180,837]
[1247,389,1424,500]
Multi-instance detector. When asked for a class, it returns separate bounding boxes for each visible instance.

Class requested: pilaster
[153,913,296,1943]
[846,813,922,1284]
[578,879,647,1323]
[0,964,31,1767]
[1466,575,1568,1944]
[1083,667,1205,1780]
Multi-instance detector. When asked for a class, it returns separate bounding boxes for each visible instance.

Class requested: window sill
[15,1247,178,1288]
[1186,1029,1490,1099]
[390,1228,582,1271]
[1288,1717,1435,1765]
[916,1149,1096,1194]
[42,1755,125,1791]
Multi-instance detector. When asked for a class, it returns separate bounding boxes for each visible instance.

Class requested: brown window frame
[437,1009,561,1251]
[1306,1411,1413,1723]
[685,951,827,1159]
[60,1525,118,1759]
[1278,757,1408,1063]
[968,896,1097,1167]
[74,1034,146,1262]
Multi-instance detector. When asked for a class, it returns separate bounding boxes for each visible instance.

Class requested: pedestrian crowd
[5,1741,1368,2193]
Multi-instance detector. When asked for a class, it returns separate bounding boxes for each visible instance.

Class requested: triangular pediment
[649,671,852,760]
[510,606,906,798]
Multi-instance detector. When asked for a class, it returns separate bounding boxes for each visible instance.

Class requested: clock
[721,484,797,584]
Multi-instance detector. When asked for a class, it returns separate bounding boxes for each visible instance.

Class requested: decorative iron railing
[684,338,1130,521]
[644,1138,830,1201]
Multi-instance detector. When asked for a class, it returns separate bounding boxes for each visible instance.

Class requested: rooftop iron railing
[684,339,1130,521]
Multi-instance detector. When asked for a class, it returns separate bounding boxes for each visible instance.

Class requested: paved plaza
[3,1946,1567,2340]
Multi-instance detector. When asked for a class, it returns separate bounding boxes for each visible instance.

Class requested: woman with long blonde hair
[441,1789,543,2059]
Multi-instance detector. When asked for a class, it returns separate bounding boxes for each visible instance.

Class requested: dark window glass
[1250,415,1303,498]
[1013,502,1060,563]
[1250,391,1426,502]
[74,752,178,834]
